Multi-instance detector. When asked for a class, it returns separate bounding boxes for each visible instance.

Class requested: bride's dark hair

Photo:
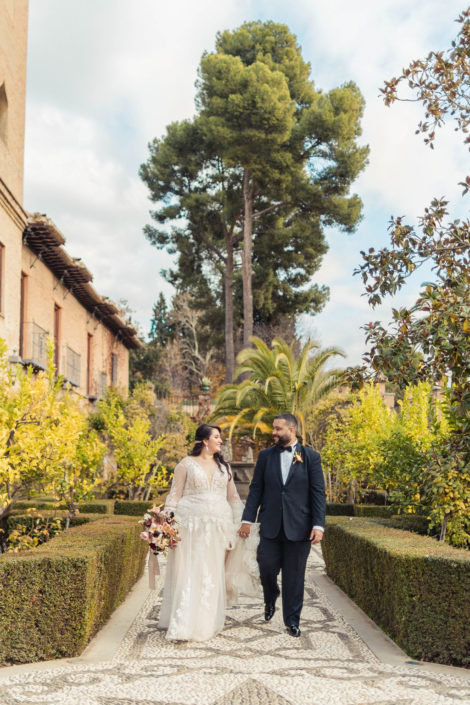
[190,424,231,478]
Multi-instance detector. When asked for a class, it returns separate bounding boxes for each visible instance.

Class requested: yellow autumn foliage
[0,338,105,520]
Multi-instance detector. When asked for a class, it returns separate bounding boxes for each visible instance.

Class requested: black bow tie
[279,445,294,453]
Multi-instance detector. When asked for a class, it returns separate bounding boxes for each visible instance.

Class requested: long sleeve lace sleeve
[165,459,188,511]
[227,468,244,524]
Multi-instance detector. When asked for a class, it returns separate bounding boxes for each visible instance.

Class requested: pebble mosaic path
[1,550,469,704]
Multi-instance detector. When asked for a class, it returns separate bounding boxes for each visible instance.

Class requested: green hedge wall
[11,495,168,519]
[114,494,168,516]
[387,515,431,535]
[6,512,103,533]
[322,517,470,667]
[77,501,114,514]
[114,500,155,516]
[326,504,393,518]
[12,498,172,516]
[326,503,354,516]
[353,505,393,518]
[12,500,114,514]
[0,515,147,664]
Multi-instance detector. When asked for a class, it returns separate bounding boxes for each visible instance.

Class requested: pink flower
[140,506,181,556]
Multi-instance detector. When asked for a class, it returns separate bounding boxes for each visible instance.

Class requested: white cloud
[24,101,175,333]
[24,0,467,355]
[26,105,122,212]
[25,0,255,335]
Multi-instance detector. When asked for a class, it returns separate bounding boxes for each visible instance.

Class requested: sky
[24,0,468,367]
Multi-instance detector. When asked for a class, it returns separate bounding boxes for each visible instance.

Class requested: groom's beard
[273,434,291,447]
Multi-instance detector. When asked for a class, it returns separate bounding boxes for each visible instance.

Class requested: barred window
[111,353,118,385]
[98,371,107,399]
[31,322,48,368]
[65,346,81,387]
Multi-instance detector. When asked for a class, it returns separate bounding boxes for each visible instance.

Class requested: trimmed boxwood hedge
[6,511,103,533]
[11,495,168,520]
[387,514,431,536]
[113,500,154,516]
[326,504,393,518]
[76,501,114,514]
[114,494,168,516]
[12,500,114,514]
[0,515,147,664]
[322,517,470,667]
[353,504,393,518]
[326,503,354,516]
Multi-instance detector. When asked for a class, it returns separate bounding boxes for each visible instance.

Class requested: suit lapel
[267,446,283,486]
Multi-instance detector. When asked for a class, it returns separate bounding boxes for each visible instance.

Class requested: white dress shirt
[279,443,295,483]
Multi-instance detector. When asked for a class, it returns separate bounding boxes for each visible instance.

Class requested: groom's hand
[309,528,324,544]
[238,522,251,538]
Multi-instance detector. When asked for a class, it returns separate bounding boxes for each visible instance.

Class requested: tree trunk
[65,502,78,530]
[0,501,13,522]
[439,513,448,542]
[242,170,254,348]
[346,480,356,504]
[326,471,332,503]
[224,236,235,382]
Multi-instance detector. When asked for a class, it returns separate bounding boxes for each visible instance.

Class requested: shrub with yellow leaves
[44,395,106,527]
[322,383,393,503]
[0,338,106,524]
[92,385,167,501]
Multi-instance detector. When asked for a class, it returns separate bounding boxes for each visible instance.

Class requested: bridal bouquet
[139,505,181,556]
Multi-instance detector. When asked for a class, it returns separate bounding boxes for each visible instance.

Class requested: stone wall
[20,243,130,400]
[0,1,136,404]
[0,0,28,203]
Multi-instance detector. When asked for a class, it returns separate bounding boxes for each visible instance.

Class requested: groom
[238,413,326,637]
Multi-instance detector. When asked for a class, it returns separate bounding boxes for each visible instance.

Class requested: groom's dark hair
[274,413,298,430]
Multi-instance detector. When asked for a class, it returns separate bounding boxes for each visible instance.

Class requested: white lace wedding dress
[158,455,260,641]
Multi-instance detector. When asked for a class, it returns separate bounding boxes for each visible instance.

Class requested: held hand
[309,528,324,545]
[238,522,251,539]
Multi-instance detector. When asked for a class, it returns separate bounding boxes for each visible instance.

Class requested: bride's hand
[238,522,251,538]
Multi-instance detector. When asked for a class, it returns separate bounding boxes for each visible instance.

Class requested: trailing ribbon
[148,550,160,589]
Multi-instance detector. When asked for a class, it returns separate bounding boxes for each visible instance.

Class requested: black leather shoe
[264,603,276,621]
[286,625,301,637]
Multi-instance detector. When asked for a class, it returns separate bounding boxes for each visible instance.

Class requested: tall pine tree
[140,21,368,381]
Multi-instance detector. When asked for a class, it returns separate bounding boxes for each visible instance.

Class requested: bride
[158,424,259,641]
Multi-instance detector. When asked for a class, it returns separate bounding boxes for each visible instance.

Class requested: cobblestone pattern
[0,552,469,704]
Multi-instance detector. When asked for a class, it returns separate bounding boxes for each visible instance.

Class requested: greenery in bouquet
[139,505,181,556]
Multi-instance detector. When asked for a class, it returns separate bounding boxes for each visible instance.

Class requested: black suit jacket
[241,444,326,541]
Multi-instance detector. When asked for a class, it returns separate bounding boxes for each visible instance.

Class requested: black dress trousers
[257,524,311,627]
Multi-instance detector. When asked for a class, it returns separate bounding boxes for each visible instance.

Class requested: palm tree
[211,336,345,442]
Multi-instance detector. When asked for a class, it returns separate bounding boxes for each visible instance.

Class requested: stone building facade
[0,0,140,402]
